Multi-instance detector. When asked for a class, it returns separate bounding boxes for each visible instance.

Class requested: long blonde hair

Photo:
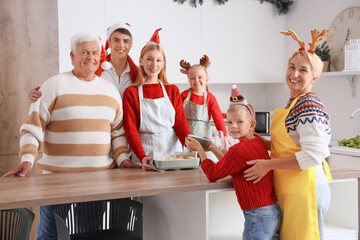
[133,44,168,87]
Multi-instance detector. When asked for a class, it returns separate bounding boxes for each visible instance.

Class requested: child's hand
[203,136,215,151]
[185,137,202,151]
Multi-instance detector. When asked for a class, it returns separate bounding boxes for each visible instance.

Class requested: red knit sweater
[181,90,227,136]
[123,83,191,161]
[201,135,277,210]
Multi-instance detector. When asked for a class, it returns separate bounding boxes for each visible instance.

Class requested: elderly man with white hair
[3,33,131,239]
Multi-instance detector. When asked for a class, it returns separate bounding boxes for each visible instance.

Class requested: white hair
[70,33,101,53]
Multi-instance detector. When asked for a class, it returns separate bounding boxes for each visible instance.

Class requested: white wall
[58,0,360,140]
[58,0,285,85]
[212,0,360,141]
[264,0,360,141]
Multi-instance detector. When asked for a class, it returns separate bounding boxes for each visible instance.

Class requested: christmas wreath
[173,0,293,15]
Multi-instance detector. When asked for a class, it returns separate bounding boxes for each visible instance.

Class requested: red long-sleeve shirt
[123,83,191,161]
[201,135,277,210]
[181,90,227,136]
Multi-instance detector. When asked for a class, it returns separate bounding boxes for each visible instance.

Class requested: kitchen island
[0,167,359,239]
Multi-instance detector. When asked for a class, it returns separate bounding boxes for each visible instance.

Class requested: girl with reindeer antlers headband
[244,28,333,240]
[180,55,227,159]
[123,28,191,171]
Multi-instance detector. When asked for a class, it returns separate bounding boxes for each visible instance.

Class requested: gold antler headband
[180,55,210,74]
[280,28,331,53]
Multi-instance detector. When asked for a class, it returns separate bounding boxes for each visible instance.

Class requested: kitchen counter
[0,168,233,210]
[0,167,358,210]
[1,167,360,240]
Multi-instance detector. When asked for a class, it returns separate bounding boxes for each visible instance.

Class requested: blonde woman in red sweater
[123,29,191,170]
[186,84,281,240]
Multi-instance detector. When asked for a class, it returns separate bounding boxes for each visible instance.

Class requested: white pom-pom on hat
[101,61,112,71]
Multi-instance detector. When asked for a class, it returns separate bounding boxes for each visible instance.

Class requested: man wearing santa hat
[97,22,139,98]
[3,33,131,239]
[29,22,138,99]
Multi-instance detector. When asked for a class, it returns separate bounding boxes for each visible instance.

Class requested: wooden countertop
[0,168,232,210]
[0,167,359,210]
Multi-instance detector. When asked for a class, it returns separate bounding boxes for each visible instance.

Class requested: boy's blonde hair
[134,44,168,87]
[227,104,255,122]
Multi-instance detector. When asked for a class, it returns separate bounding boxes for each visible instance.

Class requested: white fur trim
[101,61,112,70]
[107,23,132,40]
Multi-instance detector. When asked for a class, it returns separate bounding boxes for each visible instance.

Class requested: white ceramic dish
[151,151,200,171]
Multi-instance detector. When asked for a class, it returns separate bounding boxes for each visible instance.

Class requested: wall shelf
[321,71,359,97]
[321,71,360,77]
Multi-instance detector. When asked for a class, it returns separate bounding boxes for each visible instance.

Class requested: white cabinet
[57,0,285,84]
[200,1,286,84]
[207,180,359,240]
[324,179,358,240]
[142,181,359,240]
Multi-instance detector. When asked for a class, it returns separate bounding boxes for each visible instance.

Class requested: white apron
[132,82,182,164]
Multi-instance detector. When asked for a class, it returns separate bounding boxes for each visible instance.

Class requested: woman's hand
[142,156,155,171]
[185,137,202,152]
[29,86,42,103]
[244,159,272,183]
[119,159,142,168]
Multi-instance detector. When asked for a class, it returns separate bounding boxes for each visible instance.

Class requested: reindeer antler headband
[280,28,331,53]
[180,55,210,74]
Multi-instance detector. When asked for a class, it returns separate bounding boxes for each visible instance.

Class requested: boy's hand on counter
[120,159,142,168]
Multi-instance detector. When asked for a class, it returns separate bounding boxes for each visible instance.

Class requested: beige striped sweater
[19,71,130,173]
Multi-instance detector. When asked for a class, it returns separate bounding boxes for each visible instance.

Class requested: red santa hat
[141,28,162,53]
[95,37,111,77]
[229,84,254,120]
[149,28,162,45]
[104,22,133,54]
[230,84,248,105]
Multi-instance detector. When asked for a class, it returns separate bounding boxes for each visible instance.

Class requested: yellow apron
[271,93,332,240]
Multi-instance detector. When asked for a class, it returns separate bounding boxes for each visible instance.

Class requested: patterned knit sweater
[19,71,130,173]
[201,135,277,211]
[180,89,227,136]
[285,92,331,185]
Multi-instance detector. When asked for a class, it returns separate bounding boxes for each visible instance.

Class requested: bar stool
[51,198,142,240]
[0,208,35,240]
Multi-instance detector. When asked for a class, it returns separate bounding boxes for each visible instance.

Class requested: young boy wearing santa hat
[185,84,281,240]
[98,22,139,98]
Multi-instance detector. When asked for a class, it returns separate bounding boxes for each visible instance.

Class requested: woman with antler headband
[244,29,333,240]
[179,55,227,157]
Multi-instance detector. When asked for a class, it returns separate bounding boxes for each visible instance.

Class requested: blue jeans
[36,205,58,240]
[243,203,281,240]
[316,183,331,240]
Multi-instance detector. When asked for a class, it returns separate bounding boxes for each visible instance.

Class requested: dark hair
[112,28,132,39]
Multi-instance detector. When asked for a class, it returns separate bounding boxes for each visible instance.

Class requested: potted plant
[315,41,331,72]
